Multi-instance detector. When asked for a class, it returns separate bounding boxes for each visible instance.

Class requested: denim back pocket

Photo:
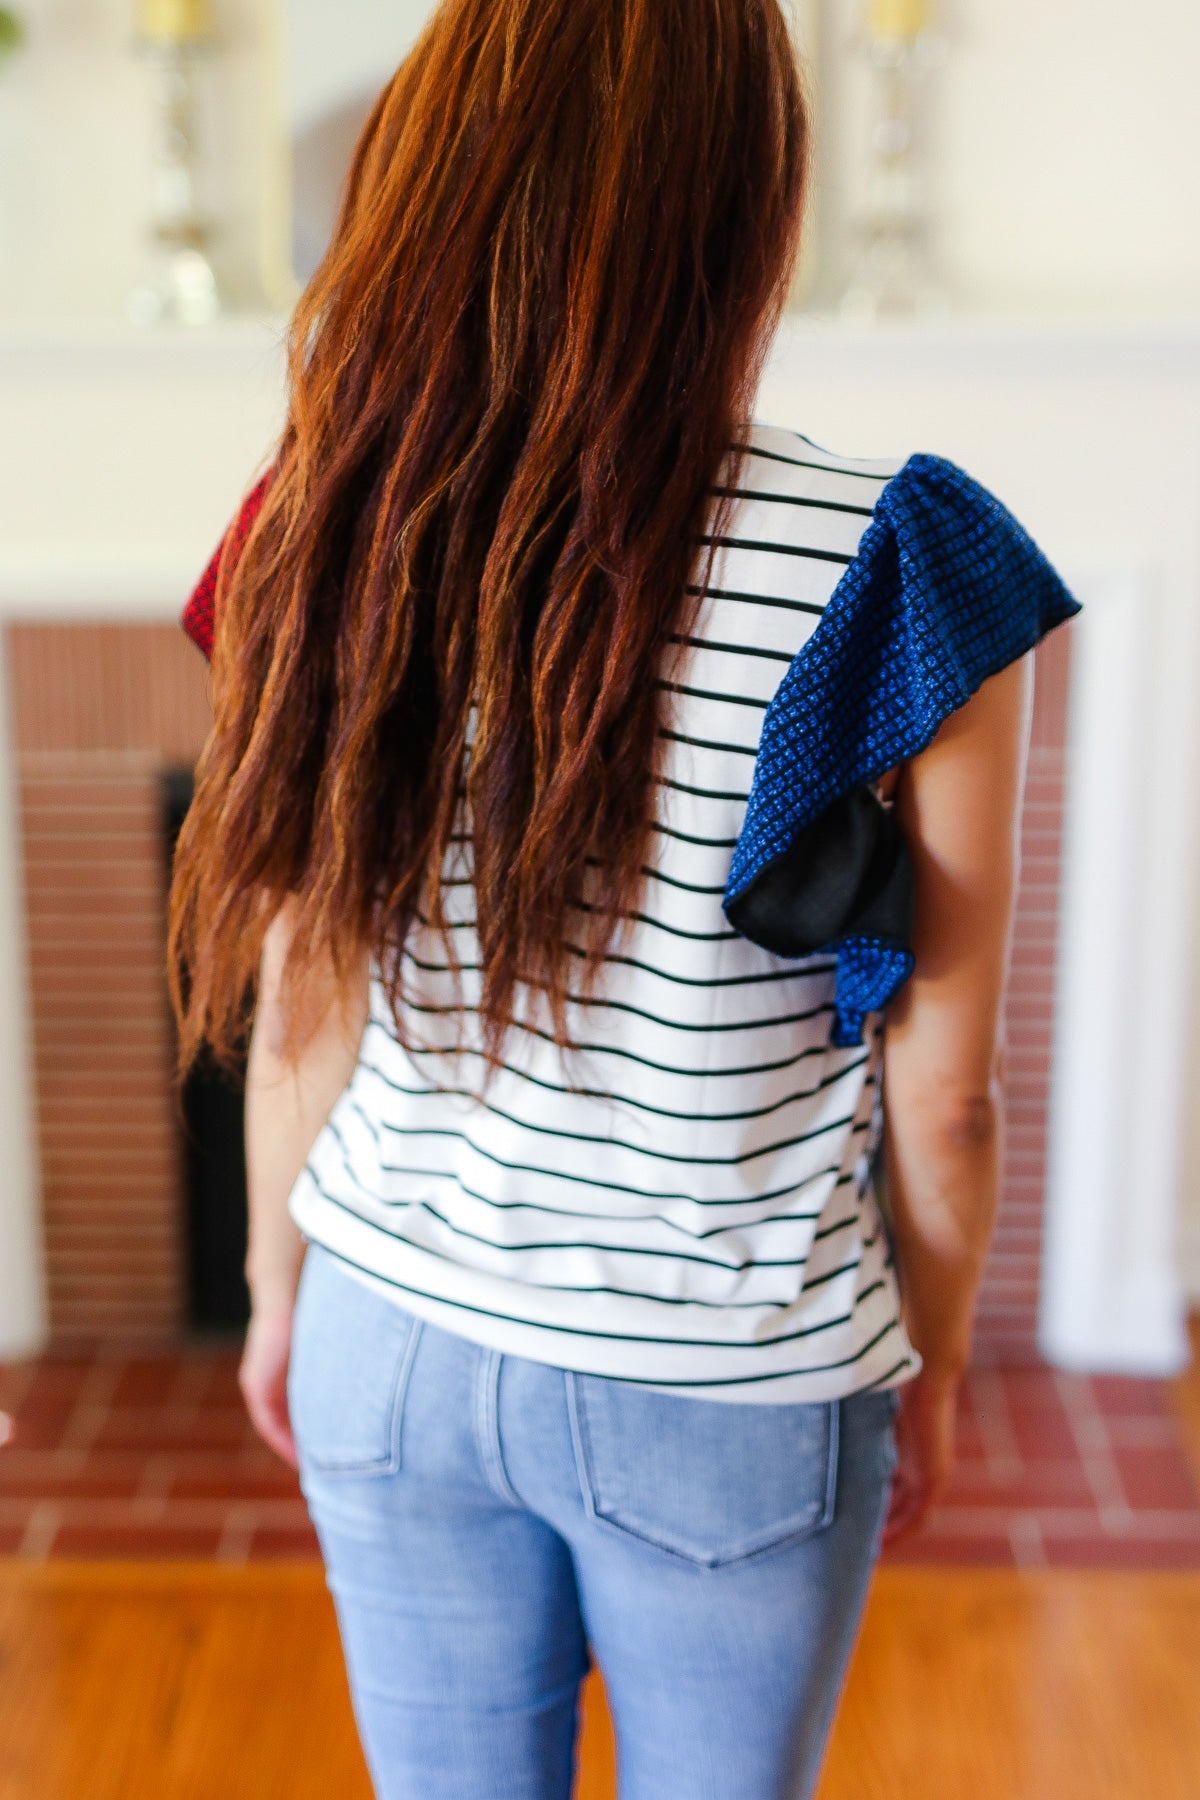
[286,1243,422,1478]
[566,1373,839,1568]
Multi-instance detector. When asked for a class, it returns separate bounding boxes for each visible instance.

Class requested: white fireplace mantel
[2,310,1199,1367]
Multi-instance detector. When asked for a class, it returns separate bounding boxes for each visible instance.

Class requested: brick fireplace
[9,623,213,1341]
[8,616,1074,1358]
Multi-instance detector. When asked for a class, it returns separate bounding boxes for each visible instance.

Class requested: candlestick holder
[839,23,950,321]
[127,32,222,327]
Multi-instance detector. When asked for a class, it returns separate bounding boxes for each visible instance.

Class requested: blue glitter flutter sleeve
[723,451,1081,1045]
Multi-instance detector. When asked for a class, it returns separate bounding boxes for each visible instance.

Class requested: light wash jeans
[287,1240,900,1800]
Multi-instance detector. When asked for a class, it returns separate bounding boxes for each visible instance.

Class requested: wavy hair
[167,0,809,1086]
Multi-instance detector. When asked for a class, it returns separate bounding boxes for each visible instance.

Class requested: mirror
[269,0,819,303]
[284,0,429,284]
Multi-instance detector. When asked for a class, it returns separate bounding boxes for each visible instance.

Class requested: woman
[169,2,1077,1795]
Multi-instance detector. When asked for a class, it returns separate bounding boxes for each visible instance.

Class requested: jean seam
[475,1348,524,1507]
[823,1398,842,1526]
[563,1370,600,1530]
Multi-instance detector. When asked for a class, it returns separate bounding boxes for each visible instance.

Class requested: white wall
[2,0,1199,319]
[933,0,1200,315]
[1184,1002,1200,1301]
[810,0,1200,315]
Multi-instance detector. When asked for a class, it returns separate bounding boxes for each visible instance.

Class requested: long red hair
[167,0,809,1084]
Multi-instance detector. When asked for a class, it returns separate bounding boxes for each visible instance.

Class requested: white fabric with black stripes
[288,420,922,1402]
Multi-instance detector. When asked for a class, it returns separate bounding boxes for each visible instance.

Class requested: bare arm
[240,900,370,1460]
[880,651,1034,1528]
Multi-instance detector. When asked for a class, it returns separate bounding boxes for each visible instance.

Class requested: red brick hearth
[1,1344,1198,1569]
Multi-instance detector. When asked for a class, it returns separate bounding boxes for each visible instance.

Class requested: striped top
[287,419,923,1402]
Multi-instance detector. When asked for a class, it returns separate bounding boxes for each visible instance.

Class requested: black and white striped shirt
[288,420,922,1401]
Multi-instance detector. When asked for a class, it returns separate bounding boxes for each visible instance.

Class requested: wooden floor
[0,1559,1197,1799]
[1,1326,1195,1797]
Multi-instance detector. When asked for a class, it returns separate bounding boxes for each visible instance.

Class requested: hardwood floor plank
[0,1561,1196,1798]
[817,1568,1200,1800]
[0,1562,372,1800]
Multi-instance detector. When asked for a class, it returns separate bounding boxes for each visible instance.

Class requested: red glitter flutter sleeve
[180,468,274,662]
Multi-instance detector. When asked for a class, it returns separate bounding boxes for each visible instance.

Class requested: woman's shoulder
[736,422,1042,532]
[739,423,1079,643]
[736,419,909,492]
